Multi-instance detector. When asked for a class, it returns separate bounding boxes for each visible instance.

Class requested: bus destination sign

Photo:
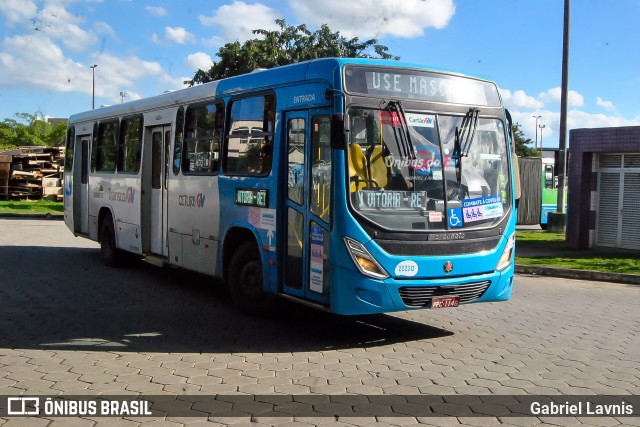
[236,189,269,208]
[344,66,501,107]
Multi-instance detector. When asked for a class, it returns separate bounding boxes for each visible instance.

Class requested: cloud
[145,6,168,17]
[0,34,79,92]
[165,27,196,44]
[199,1,281,43]
[88,52,170,103]
[201,35,225,49]
[289,0,455,38]
[0,0,37,24]
[186,52,213,71]
[567,110,639,131]
[0,33,171,105]
[596,97,614,110]
[510,109,640,149]
[163,76,192,92]
[152,26,196,45]
[28,3,98,51]
[500,88,544,109]
[538,87,584,107]
[94,21,117,41]
[0,0,188,109]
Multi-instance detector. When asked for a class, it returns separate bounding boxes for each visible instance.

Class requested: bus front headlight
[344,237,389,280]
[496,234,515,271]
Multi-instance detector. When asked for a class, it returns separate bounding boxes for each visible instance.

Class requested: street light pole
[532,115,542,151]
[90,64,98,110]
[548,0,570,233]
[539,124,546,149]
[557,0,570,215]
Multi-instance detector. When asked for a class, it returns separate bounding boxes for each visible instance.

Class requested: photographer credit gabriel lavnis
[530,399,634,416]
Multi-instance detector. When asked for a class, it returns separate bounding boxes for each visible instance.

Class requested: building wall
[567,126,640,249]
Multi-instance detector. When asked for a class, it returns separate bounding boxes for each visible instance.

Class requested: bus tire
[228,241,273,314]
[100,217,122,267]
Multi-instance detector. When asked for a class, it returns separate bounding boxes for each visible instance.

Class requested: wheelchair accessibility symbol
[448,208,463,228]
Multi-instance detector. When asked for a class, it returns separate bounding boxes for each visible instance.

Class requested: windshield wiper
[384,100,416,183]
[458,108,479,157]
[453,108,480,191]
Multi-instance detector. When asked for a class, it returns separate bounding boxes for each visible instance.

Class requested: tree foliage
[512,122,540,157]
[0,111,67,150]
[187,19,399,85]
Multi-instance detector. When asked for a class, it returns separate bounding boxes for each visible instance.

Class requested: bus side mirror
[331,113,345,150]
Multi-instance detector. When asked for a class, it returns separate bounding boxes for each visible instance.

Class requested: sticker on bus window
[379,111,401,126]
[461,195,503,222]
[448,208,463,228]
[428,211,443,222]
[405,113,435,128]
[309,225,324,293]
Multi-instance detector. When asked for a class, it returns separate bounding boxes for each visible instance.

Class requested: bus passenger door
[149,126,170,256]
[282,110,331,304]
[73,136,90,235]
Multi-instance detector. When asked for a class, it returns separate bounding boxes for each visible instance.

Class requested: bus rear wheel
[228,242,273,314]
[100,217,123,267]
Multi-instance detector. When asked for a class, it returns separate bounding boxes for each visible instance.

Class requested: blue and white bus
[64,58,519,315]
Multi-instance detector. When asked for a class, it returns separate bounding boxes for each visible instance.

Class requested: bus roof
[68,58,497,124]
[68,80,219,124]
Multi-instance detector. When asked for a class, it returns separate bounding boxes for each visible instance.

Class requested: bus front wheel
[100,217,123,267]
[228,242,273,314]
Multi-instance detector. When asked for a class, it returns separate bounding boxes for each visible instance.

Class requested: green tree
[0,111,67,150]
[187,19,399,85]
[512,122,540,157]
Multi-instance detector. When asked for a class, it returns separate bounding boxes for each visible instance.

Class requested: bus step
[143,255,167,267]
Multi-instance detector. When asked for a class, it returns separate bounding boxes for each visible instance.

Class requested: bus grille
[398,281,491,307]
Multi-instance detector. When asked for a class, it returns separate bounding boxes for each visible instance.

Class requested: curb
[515,264,640,286]
[0,213,63,220]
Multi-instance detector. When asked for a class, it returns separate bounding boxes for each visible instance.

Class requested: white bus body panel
[167,176,220,276]
[66,81,222,273]
[89,175,142,252]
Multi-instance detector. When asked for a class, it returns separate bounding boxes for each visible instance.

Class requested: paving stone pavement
[0,219,638,426]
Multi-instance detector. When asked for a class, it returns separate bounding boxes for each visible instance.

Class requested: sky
[0,0,639,148]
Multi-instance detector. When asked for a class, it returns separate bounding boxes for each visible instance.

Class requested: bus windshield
[347,107,510,231]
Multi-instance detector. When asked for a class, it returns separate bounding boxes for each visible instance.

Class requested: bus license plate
[431,296,460,309]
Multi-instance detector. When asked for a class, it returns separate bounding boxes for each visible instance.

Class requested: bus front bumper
[329,264,514,315]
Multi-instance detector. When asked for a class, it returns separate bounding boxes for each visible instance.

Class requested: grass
[516,255,639,275]
[516,230,639,275]
[515,230,565,243]
[0,199,63,215]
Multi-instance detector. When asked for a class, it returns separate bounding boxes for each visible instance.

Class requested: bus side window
[173,107,184,175]
[117,115,143,173]
[310,115,331,223]
[287,117,305,205]
[65,126,75,171]
[95,119,118,173]
[225,94,275,176]
[545,164,554,189]
[182,102,222,175]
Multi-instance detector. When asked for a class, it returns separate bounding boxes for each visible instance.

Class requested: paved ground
[0,219,638,426]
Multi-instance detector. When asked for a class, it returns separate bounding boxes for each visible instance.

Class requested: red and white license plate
[431,296,461,309]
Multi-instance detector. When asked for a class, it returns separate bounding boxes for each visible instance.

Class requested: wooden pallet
[0,162,9,201]
[0,147,64,201]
